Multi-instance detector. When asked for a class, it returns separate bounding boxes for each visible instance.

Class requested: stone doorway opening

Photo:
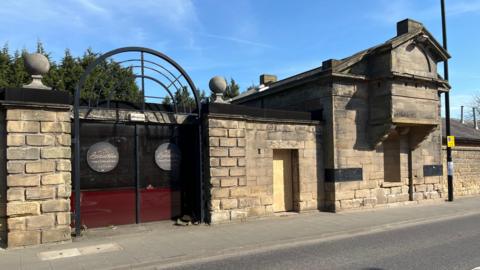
[273,149,299,213]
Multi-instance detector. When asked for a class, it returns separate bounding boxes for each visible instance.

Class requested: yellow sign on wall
[447,136,455,148]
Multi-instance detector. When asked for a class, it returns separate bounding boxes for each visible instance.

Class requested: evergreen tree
[224,78,240,99]
[0,43,10,88]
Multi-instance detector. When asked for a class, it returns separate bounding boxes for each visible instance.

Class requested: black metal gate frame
[73,47,204,237]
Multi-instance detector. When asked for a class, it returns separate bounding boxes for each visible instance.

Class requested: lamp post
[441,0,454,201]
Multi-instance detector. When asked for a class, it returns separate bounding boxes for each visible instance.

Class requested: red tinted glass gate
[72,121,197,229]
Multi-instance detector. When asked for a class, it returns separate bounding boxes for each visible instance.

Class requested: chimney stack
[260,74,277,86]
[461,106,465,124]
[397,19,423,36]
[474,107,478,130]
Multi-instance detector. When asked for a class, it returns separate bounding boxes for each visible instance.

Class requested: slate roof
[232,19,450,103]
[443,118,480,143]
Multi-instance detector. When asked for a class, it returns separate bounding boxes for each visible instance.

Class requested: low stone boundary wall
[205,111,323,224]
[443,146,480,197]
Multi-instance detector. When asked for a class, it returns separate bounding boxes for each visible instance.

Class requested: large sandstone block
[221,178,238,187]
[7,147,40,160]
[7,188,25,201]
[229,167,246,177]
[7,174,40,187]
[26,214,55,229]
[229,148,245,157]
[210,168,229,177]
[42,227,71,243]
[40,147,71,159]
[221,199,238,210]
[7,217,26,230]
[7,135,25,146]
[220,138,237,147]
[56,160,71,171]
[8,231,41,247]
[26,187,55,200]
[40,122,71,133]
[7,202,40,216]
[211,187,229,199]
[41,200,69,213]
[25,160,56,173]
[210,211,230,223]
[7,110,56,121]
[26,134,55,146]
[56,212,71,225]
[7,121,40,133]
[56,134,71,146]
[209,128,227,137]
[41,173,70,185]
[6,161,25,174]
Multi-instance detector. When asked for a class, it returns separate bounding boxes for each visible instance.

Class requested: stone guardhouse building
[4,19,479,248]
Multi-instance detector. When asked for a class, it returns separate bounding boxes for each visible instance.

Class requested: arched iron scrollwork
[73,47,204,237]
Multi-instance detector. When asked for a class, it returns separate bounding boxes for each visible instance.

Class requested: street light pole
[441,0,454,201]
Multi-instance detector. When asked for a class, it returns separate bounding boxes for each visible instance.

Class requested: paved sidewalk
[1,197,480,270]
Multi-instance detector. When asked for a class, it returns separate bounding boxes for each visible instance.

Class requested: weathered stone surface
[7,147,40,160]
[7,188,25,201]
[220,138,237,147]
[56,212,71,225]
[56,134,71,146]
[26,214,55,229]
[7,174,40,187]
[40,147,71,159]
[221,199,238,210]
[8,217,26,230]
[221,178,238,187]
[40,122,71,133]
[8,231,41,247]
[41,173,70,185]
[7,134,25,146]
[229,148,245,157]
[41,200,69,213]
[7,121,40,133]
[7,202,40,216]
[229,167,246,176]
[42,227,71,243]
[25,160,56,173]
[26,134,55,146]
[211,188,229,198]
[7,110,56,121]
[210,168,229,177]
[56,160,71,171]
[26,187,55,200]
[7,161,25,174]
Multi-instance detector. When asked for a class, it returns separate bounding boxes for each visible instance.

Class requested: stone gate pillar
[1,53,72,248]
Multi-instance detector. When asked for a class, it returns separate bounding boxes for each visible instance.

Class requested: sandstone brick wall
[4,107,71,247]
[330,81,443,211]
[443,146,480,197]
[206,116,322,223]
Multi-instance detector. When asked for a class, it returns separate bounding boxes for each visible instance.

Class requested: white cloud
[199,33,274,49]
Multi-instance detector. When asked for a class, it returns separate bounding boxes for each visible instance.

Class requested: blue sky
[0,0,479,117]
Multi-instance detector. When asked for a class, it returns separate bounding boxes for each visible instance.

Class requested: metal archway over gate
[73,47,204,236]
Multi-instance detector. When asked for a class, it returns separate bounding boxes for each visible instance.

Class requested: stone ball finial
[23,53,51,90]
[209,76,227,94]
[209,76,227,103]
[24,53,50,76]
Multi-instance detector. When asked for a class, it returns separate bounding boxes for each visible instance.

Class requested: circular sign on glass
[155,143,181,171]
[86,142,119,173]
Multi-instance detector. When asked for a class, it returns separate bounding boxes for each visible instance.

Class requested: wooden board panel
[273,150,293,212]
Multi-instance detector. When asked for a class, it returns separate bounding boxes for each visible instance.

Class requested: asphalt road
[168,213,480,270]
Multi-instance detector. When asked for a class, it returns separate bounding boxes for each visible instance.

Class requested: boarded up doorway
[273,149,298,212]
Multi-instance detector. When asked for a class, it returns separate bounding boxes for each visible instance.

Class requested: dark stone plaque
[155,143,181,171]
[86,142,119,173]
